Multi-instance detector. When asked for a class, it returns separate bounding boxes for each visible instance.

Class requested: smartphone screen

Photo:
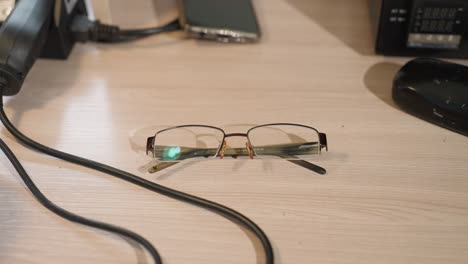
[179,0,261,42]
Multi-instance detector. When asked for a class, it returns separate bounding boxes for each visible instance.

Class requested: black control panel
[408,2,467,49]
[372,0,468,58]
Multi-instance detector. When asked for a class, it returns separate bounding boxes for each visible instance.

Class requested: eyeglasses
[146,123,328,174]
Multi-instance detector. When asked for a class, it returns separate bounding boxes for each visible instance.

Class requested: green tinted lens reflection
[163,146,181,160]
[153,126,224,161]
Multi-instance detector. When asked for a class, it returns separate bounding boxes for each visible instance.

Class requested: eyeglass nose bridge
[218,133,254,159]
[224,133,248,138]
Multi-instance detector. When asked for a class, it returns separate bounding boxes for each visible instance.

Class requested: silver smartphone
[177,0,261,43]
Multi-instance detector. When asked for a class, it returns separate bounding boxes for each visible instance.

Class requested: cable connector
[70,15,120,43]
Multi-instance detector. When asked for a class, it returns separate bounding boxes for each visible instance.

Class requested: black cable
[119,20,181,36]
[0,137,163,263]
[0,89,274,263]
[70,16,182,43]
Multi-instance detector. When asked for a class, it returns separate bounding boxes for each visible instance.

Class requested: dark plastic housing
[0,0,54,96]
[40,0,88,59]
[393,58,468,136]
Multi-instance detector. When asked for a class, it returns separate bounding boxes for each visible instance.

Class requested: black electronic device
[0,0,88,96]
[371,0,468,58]
[0,0,53,96]
[393,58,468,136]
[178,0,261,43]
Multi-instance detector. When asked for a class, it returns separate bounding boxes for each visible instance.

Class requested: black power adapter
[0,0,88,96]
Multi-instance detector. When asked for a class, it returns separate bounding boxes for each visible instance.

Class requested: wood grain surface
[1,0,467,263]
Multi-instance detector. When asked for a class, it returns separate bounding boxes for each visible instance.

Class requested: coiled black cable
[0,137,163,264]
[0,88,274,264]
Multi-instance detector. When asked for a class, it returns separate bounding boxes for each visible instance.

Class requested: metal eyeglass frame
[146,123,328,174]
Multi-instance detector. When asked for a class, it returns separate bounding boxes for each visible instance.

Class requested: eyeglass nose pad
[245,142,254,159]
[219,140,227,159]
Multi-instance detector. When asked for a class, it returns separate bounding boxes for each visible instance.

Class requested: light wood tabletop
[1,0,468,263]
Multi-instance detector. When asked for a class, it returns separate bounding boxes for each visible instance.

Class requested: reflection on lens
[248,124,320,158]
[153,126,224,161]
[162,146,181,160]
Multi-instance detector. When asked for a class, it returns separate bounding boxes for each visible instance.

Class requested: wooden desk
[1,0,467,263]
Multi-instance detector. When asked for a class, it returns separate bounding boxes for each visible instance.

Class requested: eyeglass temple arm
[146,157,326,175]
[290,160,326,174]
[294,133,327,174]
[280,156,326,175]
[253,133,327,175]
[147,161,179,173]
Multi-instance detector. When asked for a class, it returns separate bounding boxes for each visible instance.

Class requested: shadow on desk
[285,0,376,55]
[364,62,403,109]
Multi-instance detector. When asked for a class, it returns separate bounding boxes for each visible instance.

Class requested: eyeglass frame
[146,123,328,174]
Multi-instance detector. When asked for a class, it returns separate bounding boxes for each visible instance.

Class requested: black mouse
[393,58,468,136]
